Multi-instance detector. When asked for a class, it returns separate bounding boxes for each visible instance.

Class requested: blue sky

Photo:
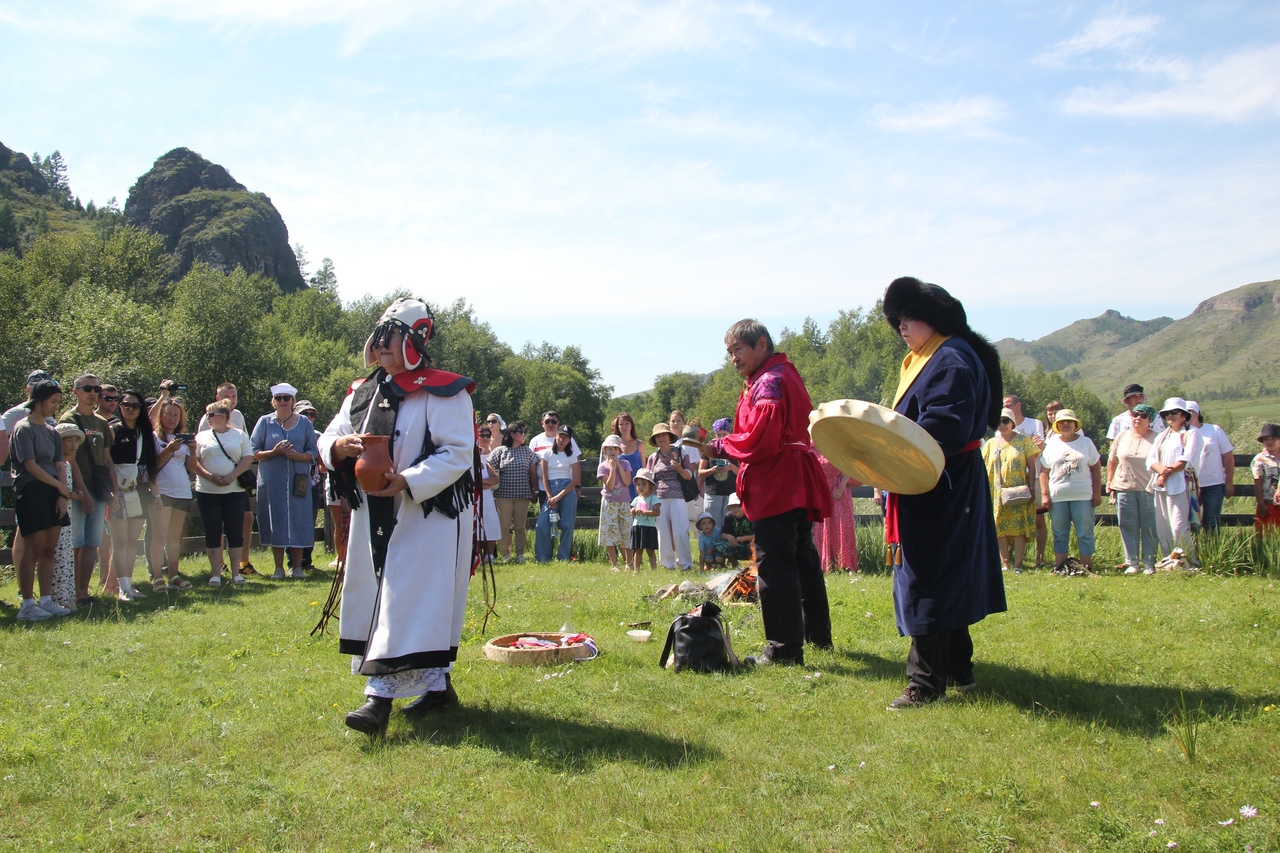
[3,1,1278,395]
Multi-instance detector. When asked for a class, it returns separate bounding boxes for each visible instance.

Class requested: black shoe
[344,696,392,733]
[887,684,944,710]
[403,675,459,717]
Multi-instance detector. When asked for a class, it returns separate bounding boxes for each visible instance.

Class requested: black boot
[403,674,459,717]
[345,696,392,733]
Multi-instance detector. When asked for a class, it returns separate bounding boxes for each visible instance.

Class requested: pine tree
[310,257,337,294]
[0,202,17,251]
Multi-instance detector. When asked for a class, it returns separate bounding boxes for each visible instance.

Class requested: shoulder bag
[113,429,145,519]
[212,430,256,492]
[675,450,701,503]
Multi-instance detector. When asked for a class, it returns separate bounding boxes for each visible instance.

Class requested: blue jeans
[1115,490,1157,569]
[70,496,108,548]
[1050,499,1095,556]
[1198,483,1225,532]
[534,479,578,562]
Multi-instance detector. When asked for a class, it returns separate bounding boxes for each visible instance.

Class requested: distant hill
[996,279,1280,405]
[125,148,305,291]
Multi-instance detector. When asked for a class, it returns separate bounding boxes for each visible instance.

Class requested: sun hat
[601,435,623,451]
[1122,383,1145,400]
[1000,407,1016,422]
[26,369,53,387]
[55,422,85,441]
[293,399,317,415]
[1158,397,1190,418]
[24,379,61,409]
[633,467,656,484]
[726,493,741,507]
[648,423,679,447]
[712,417,732,433]
[1052,409,1081,432]
[1258,423,1280,442]
[695,512,715,526]
[270,382,298,397]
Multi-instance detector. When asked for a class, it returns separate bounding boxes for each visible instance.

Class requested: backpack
[659,600,739,672]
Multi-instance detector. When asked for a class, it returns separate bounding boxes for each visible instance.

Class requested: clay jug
[354,434,393,492]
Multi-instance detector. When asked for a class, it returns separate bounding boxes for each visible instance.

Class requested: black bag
[292,472,310,498]
[212,430,256,493]
[678,451,700,503]
[659,600,738,672]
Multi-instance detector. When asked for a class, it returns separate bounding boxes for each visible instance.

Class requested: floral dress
[982,433,1039,539]
[52,463,76,608]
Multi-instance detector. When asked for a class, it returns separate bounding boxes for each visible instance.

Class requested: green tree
[310,257,337,294]
[0,202,17,252]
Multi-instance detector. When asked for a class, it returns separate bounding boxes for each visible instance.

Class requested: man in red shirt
[705,319,833,665]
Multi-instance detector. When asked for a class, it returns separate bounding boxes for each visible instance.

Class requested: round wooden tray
[483,632,595,666]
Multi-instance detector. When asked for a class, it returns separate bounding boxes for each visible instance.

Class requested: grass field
[1,543,1277,852]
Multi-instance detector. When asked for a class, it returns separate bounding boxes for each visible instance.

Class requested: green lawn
[1,548,1277,852]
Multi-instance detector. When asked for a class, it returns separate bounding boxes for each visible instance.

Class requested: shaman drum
[809,399,945,495]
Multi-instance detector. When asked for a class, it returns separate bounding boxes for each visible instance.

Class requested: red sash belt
[884,439,981,544]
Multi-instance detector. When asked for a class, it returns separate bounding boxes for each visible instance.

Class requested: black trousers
[906,626,974,696]
[752,507,832,662]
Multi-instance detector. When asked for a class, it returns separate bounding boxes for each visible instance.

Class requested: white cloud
[1037,11,1161,67]
[1062,44,1280,121]
[871,96,1008,137]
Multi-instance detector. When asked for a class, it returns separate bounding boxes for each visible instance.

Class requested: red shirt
[710,352,832,523]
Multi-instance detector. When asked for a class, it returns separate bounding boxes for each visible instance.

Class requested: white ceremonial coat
[318,386,475,674]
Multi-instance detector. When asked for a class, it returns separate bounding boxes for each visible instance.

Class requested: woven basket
[483,632,593,666]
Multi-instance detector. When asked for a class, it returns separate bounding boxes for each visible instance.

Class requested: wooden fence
[2,452,1262,563]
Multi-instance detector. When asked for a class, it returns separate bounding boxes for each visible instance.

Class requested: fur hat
[882,276,968,335]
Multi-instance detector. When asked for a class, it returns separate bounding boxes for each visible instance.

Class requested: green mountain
[996,279,1280,406]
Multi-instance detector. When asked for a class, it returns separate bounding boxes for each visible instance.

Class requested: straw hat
[648,423,679,447]
[1052,409,1081,432]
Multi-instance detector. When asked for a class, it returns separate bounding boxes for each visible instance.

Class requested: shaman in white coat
[319,379,475,691]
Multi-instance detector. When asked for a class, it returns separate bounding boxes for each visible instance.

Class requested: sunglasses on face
[208,411,226,418]
[100,395,119,402]
[274,395,294,402]
[544,419,558,425]
[1133,413,1150,420]
[1000,418,1013,425]
[119,401,141,410]
[486,418,500,424]
[77,385,102,393]
[511,428,526,434]
[479,431,491,439]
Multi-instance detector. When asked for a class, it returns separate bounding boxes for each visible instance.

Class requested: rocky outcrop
[0,142,51,195]
[125,148,305,292]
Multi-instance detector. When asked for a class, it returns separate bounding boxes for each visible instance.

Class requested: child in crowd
[597,436,634,571]
[1251,423,1280,531]
[52,423,85,609]
[629,468,660,571]
[719,494,754,566]
[695,512,729,570]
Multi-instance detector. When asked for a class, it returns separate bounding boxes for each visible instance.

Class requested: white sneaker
[127,587,147,600]
[1142,566,1156,575]
[208,576,222,587]
[38,600,74,616]
[1123,566,1140,575]
[17,600,52,621]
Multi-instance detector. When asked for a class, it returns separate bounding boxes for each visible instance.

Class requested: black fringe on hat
[882,276,1003,430]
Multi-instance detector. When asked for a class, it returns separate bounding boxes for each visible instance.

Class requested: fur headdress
[882,276,1003,430]
[882,276,968,335]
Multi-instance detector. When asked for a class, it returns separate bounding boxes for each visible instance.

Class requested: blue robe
[893,337,1006,636]
[251,413,320,548]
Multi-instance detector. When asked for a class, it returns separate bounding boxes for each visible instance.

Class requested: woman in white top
[1146,397,1201,566]
[192,400,254,586]
[1106,403,1158,574]
[149,393,198,591]
[1037,409,1101,572]
[477,422,500,556]
[534,424,581,562]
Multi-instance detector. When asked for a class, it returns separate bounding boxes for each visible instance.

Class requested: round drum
[809,399,945,495]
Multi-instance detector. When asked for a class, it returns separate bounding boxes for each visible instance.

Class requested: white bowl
[627,629,652,643]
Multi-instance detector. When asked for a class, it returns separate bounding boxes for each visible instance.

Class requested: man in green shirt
[60,374,115,604]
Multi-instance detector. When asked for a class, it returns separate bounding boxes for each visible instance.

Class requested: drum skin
[808,399,944,495]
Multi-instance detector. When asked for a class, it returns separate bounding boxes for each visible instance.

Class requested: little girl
[597,436,634,571]
[629,468,661,572]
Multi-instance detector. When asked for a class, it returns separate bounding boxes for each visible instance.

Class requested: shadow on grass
[0,569,336,628]
[841,650,1278,736]
[367,705,720,771]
